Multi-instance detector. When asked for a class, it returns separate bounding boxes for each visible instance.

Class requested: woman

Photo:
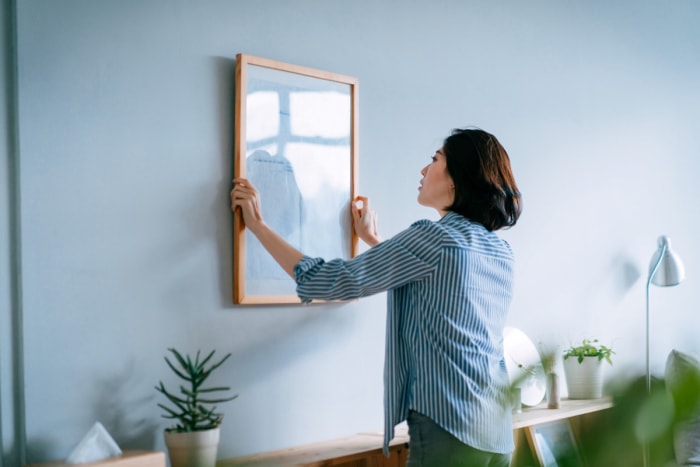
[231,128,522,466]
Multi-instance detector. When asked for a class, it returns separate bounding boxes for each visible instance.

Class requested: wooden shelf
[221,398,613,466]
[25,451,165,467]
[218,429,408,467]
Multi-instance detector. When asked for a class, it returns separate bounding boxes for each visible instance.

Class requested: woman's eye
[431,156,437,162]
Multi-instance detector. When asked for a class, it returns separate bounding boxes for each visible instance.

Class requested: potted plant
[562,339,614,399]
[156,348,238,467]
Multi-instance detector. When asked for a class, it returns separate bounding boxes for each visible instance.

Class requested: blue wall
[2,0,700,463]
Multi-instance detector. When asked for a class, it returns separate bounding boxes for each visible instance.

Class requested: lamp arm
[645,243,667,394]
[643,244,667,467]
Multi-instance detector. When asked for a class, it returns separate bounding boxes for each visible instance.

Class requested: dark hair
[443,128,522,231]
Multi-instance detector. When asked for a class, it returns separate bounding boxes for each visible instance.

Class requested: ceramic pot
[164,427,220,467]
[563,356,605,399]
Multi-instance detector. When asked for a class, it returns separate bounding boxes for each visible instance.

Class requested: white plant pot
[563,356,605,399]
[164,427,220,467]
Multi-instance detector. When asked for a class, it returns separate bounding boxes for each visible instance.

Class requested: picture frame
[233,54,359,304]
[525,419,584,467]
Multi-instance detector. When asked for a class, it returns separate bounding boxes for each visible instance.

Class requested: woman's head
[441,128,522,231]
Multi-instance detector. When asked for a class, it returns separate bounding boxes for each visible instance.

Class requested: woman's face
[418,148,454,216]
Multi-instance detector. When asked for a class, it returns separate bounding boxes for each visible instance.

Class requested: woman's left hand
[231,178,264,231]
[352,196,382,246]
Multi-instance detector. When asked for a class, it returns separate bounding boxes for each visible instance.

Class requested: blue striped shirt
[294,211,515,455]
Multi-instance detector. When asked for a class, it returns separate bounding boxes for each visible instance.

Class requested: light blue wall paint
[7,0,700,463]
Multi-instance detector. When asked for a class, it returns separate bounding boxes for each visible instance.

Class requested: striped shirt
[294,211,515,455]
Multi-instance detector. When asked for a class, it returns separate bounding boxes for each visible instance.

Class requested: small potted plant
[155,348,238,467]
[562,339,614,399]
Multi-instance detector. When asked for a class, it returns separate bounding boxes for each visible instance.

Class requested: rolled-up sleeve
[294,219,443,303]
[293,256,326,303]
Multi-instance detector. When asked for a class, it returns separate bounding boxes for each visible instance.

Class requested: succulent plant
[156,348,238,432]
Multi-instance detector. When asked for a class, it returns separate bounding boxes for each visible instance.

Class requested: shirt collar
[439,211,463,224]
[439,211,487,230]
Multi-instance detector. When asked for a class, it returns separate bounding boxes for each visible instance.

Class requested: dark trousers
[406,411,511,467]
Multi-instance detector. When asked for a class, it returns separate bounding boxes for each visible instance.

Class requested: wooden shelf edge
[512,397,614,429]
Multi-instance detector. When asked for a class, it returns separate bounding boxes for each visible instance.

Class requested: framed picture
[233,54,359,304]
[526,420,584,467]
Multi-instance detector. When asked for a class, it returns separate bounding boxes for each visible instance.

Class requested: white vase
[563,356,605,399]
[164,427,220,467]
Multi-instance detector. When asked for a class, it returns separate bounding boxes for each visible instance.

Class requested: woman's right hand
[351,196,382,247]
[231,178,265,232]
[231,177,304,277]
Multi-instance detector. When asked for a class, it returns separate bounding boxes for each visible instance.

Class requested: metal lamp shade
[649,236,686,287]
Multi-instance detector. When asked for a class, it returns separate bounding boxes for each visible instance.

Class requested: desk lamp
[643,235,685,467]
[646,235,685,393]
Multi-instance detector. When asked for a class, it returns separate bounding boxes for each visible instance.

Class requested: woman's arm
[232,178,384,276]
[231,178,439,302]
[230,177,303,278]
[295,219,443,302]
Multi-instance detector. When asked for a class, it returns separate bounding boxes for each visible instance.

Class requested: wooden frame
[525,419,584,467]
[233,54,359,304]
